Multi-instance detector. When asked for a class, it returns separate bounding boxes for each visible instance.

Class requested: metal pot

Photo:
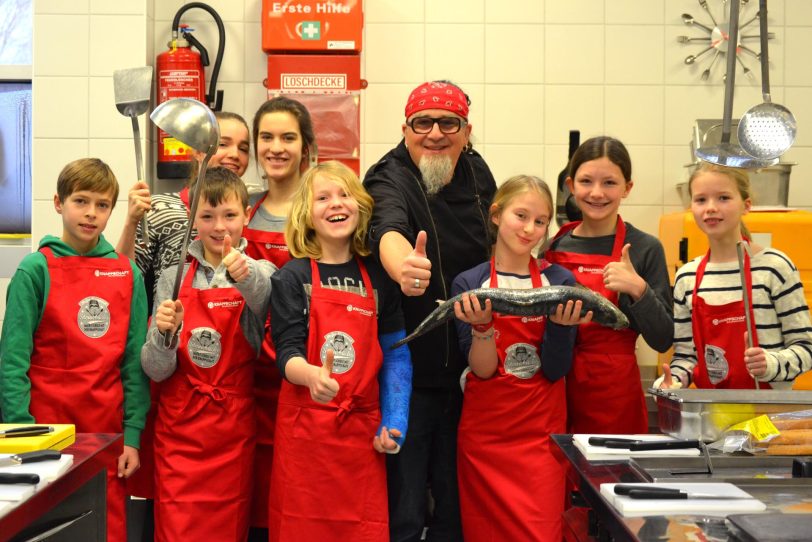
[678,162,795,208]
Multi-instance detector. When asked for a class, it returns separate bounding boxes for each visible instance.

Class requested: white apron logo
[77,296,111,338]
[504,342,541,379]
[94,269,129,278]
[188,327,222,368]
[346,304,373,317]
[704,344,729,384]
[712,316,745,326]
[577,265,603,274]
[321,331,355,374]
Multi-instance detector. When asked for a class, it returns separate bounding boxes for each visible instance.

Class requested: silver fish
[392,285,629,348]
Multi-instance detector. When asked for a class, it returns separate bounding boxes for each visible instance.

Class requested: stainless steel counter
[553,434,812,542]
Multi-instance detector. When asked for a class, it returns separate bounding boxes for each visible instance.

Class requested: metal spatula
[114,66,153,245]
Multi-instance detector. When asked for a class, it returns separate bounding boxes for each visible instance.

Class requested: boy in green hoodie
[0,157,149,542]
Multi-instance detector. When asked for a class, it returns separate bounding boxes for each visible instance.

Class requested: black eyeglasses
[407,116,466,134]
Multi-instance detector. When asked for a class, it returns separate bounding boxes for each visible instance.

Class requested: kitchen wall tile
[785,0,812,26]
[784,87,812,148]
[34,0,89,14]
[663,84,759,146]
[544,25,604,85]
[90,16,148,76]
[244,82,270,124]
[663,144,690,208]
[365,0,424,23]
[624,145,664,206]
[147,0,153,19]
[604,86,663,145]
[33,77,89,138]
[31,200,63,251]
[90,0,145,15]
[479,144,544,185]
[544,85,604,145]
[784,146,812,207]
[363,83,414,144]
[245,0,261,23]
[605,0,665,25]
[34,15,89,76]
[361,143,397,177]
[364,24,424,83]
[31,139,90,200]
[88,77,135,139]
[426,0,483,24]
[545,0,603,25]
[784,27,812,86]
[425,24,484,84]
[483,85,543,144]
[178,0,243,22]
[89,138,145,200]
[154,0,187,21]
[618,204,661,237]
[543,143,569,202]
[177,19,244,82]
[485,0,543,24]
[606,26,664,85]
[244,22,266,85]
[463,83,485,140]
[484,25,543,84]
[215,81,247,117]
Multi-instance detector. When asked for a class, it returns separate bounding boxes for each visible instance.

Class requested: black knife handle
[13,450,61,463]
[627,488,688,500]
[588,437,638,446]
[615,485,682,496]
[0,473,40,484]
[2,426,53,438]
[629,439,701,451]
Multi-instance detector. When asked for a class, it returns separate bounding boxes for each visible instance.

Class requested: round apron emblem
[77,296,111,338]
[188,327,222,368]
[704,344,729,384]
[504,342,541,379]
[321,331,355,374]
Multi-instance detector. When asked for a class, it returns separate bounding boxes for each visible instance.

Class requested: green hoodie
[0,234,150,448]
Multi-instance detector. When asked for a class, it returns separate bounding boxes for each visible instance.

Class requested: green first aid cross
[300,21,320,40]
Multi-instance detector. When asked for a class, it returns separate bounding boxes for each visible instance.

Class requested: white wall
[13,0,812,362]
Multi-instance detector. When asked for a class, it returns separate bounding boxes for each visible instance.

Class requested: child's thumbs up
[620,243,633,265]
[310,349,339,404]
[222,233,250,283]
[222,233,233,258]
[402,230,431,296]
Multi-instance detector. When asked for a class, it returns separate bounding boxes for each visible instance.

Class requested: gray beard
[418,155,454,195]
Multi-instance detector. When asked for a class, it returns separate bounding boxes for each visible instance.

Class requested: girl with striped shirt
[661,163,812,389]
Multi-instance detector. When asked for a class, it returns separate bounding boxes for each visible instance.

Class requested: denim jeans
[387,387,464,542]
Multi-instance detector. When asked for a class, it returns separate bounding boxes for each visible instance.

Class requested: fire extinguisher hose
[172,2,225,111]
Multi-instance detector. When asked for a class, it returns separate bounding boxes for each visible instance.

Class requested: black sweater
[363,141,497,389]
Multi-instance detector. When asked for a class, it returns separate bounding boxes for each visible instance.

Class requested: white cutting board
[0,454,73,501]
[572,434,702,460]
[600,482,767,517]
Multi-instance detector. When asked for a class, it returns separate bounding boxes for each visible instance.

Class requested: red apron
[545,217,647,434]
[691,250,768,389]
[30,248,132,542]
[268,258,388,542]
[129,188,194,499]
[242,192,292,528]
[458,258,567,542]
[153,258,256,542]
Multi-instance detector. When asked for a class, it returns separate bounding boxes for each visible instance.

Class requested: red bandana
[404,81,469,121]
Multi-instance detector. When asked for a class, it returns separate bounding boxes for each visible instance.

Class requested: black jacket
[363,140,496,389]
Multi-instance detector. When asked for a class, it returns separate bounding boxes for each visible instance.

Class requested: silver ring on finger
[414,278,421,289]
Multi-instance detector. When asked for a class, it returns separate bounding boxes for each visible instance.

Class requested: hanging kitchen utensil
[737,0,797,161]
[694,0,777,168]
[149,98,219,347]
[737,240,760,390]
[114,66,153,245]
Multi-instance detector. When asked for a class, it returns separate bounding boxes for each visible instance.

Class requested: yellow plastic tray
[0,424,76,453]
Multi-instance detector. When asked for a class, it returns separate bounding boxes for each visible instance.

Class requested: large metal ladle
[149,98,220,346]
[694,0,777,168]
[737,0,797,161]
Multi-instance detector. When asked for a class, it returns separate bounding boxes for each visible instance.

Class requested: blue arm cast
[377,330,413,447]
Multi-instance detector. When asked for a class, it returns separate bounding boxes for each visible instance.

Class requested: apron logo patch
[522,315,545,323]
[712,316,745,326]
[346,304,373,317]
[188,327,222,368]
[77,296,111,338]
[207,300,242,309]
[321,331,356,374]
[704,344,729,384]
[504,342,541,379]
[94,269,129,278]
[264,243,288,251]
[577,265,603,274]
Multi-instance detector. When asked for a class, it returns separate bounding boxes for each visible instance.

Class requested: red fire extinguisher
[156,2,225,179]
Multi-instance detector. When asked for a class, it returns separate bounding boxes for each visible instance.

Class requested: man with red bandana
[364,81,497,542]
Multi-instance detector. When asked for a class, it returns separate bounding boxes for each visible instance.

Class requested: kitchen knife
[625,487,756,500]
[628,439,701,451]
[0,473,40,485]
[0,426,54,438]
[0,449,61,468]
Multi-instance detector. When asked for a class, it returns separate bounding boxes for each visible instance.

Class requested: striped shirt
[671,248,812,389]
